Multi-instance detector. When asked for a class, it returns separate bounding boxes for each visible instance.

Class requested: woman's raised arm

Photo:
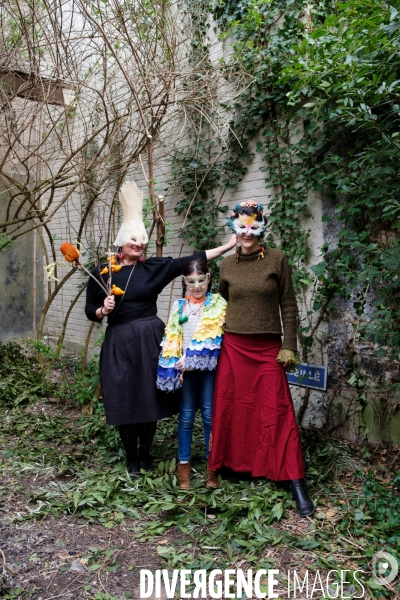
[205,234,236,261]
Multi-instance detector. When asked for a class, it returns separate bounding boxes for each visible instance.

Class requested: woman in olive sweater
[208,200,314,517]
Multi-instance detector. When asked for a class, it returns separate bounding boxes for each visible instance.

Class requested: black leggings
[118,422,157,463]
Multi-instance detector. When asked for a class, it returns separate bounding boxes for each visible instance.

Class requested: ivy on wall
[279,1,400,359]
[171,0,400,433]
[169,0,228,260]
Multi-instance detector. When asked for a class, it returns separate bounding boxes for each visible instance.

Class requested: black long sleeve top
[85,251,207,326]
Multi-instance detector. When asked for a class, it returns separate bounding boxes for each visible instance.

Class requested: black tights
[118,422,157,464]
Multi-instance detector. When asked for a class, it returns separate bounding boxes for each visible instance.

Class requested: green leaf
[105,564,120,572]
[354,508,365,521]
[365,579,386,590]
[310,261,327,277]
[87,563,102,571]
[271,502,284,521]
[73,491,80,509]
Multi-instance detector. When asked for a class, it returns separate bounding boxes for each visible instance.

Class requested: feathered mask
[228,200,266,237]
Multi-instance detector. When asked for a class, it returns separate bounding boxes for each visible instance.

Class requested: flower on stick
[59,242,81,264]
[94,249,125,295]
[59,242,110,295]
[45,242,125,297]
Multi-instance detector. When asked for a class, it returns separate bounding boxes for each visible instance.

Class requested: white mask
[231,213,265,237]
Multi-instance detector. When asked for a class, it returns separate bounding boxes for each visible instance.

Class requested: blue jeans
[178,370,216,462]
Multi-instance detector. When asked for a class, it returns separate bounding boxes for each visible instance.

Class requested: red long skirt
[208,333,305,480]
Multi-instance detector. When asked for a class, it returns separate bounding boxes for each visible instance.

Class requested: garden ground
[0,343,399,600]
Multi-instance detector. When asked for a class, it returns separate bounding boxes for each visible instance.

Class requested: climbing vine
[170,0,229,266]
[170,0,400,434]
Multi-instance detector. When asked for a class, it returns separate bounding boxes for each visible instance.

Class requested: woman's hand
[103,295,115,314]
[276,349,298,371]
[96,295,115,319]
[205,234,237,261]
[226,233,237,249]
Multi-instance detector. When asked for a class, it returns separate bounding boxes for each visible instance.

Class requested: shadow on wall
[0,186,44,339]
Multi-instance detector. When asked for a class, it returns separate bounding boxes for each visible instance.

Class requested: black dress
[85,252,206,425]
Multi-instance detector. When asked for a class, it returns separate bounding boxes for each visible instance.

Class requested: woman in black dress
[85,181,235,474]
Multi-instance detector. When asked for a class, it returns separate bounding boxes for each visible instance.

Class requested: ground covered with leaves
[0,342,399,600]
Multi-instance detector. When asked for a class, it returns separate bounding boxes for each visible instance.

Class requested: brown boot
[177,462,191,490]
[206,465,219,489]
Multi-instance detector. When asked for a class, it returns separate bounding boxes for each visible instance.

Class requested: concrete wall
[0,184,45,339]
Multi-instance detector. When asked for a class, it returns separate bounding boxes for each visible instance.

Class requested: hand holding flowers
[58,242,125,299]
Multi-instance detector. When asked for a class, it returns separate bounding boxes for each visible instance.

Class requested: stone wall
[320,193,400,444]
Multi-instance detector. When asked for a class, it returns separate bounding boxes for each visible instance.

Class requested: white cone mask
[113,180,148,247]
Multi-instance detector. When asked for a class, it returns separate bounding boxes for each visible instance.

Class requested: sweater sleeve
[218,261,229,301]
[278,254,298,352]
[85,269,107,323]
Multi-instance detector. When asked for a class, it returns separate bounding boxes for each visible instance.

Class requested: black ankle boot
[127,459,140,476]
[139,456,153,472]
[289,479,315,516]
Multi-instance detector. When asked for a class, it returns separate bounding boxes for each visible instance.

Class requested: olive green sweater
[218,248,298,351]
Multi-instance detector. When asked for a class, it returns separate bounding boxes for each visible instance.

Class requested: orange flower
[60,242,81,264]
[111,284,124,295]
[111,265,122,273]
[100,266,109,275]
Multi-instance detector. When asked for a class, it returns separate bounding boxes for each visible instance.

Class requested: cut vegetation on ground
[0,341,399,600]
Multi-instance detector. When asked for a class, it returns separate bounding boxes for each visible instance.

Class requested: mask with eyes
[229,212,265,237]
[228,200,266,238]
[183,273,210,289]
